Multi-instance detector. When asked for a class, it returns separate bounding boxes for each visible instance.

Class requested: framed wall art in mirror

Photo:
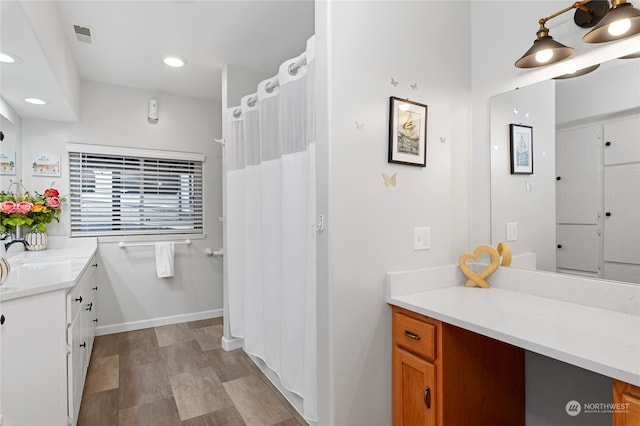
[509,123,534,174]
[388,96,427,167]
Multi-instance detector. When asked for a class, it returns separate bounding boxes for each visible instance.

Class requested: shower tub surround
[386,264,640,387]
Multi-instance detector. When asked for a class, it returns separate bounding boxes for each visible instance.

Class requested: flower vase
[24,229,47,251]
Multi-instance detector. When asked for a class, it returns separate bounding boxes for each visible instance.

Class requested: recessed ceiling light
[0,51,20,63]
[163,56,186,68]
[24,98,47,105]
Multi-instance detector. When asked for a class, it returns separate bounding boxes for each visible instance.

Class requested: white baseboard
[221,335,243,351]
[95,309,223,335]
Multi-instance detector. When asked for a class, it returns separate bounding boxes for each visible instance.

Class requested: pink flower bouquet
[0,181,66,233]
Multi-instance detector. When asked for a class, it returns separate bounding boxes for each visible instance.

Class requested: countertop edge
[0,243,98,302]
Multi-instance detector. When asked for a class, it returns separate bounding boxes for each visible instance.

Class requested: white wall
[557,60,640,126]
[490,80,557,272]
[21,80,224,331]
[18,1,81,120]
[316,2,472,424]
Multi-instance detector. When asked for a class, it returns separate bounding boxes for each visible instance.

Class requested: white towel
[155,242,175,278]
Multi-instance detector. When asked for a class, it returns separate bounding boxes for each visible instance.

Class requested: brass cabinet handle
[424,386,431,409]
[404,330,421,340]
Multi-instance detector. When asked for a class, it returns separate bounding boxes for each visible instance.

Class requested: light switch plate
[506,222,518,242]
[414,227,431,250]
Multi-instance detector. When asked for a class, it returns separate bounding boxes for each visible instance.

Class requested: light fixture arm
[537,0,594,36]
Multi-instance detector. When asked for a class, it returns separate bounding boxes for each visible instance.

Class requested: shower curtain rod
[232,54,308,119]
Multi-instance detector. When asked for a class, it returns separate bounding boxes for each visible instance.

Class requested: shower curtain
[225,36,317,421]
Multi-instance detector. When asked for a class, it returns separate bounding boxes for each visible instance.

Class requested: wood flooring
[78,318,307,426]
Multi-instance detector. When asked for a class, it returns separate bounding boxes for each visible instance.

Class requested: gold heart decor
[459,244,501,288]
[497,242,512,267]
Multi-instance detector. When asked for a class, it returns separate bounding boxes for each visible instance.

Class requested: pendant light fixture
[514,0,640,69]
[553,63,601,79]
[515,23,575,68]
[583,0,640,42]
[515,1,609,68]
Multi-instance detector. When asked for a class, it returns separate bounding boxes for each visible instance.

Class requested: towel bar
[118,239,192,248]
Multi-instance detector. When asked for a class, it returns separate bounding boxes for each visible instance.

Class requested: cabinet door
[604,115,640,166]
[68,311,86,426]
[0,292,67,425]
[393,346,436,426]
[613,379,640,426]
[556,224,600,273]
[604,163,640,264]
[556,126,601,224]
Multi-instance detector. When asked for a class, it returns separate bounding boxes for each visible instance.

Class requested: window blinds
[68,150,203,237]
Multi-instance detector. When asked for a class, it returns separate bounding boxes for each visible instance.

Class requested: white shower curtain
[226,36,317,421]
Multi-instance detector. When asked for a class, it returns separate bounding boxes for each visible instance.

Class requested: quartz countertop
[386,265,640,387]
[0,238,98,302]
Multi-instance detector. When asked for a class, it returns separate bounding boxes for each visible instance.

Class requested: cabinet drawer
[393,312,436,360]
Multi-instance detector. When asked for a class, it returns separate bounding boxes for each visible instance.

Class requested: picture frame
[509,124,533,174]
[32,152,61,177]
[0,151,16,175]
[388,96,427,167]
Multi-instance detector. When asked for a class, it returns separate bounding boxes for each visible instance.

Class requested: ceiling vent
[73,25,92,44]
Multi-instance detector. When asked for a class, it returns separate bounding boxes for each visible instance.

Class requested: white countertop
[0,238,97,302]
[386,265,640,387]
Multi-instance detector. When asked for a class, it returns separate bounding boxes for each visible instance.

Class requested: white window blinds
[68,148,203,237]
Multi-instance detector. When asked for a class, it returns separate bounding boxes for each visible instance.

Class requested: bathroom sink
[2,260,76,289]
[5,248,89,265]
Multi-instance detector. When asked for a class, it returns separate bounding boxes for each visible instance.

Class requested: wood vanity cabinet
[0,257,98,426]
[613,379,640,425]
[392,306,525,426]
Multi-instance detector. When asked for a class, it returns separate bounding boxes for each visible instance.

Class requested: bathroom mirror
[490,58,640,285]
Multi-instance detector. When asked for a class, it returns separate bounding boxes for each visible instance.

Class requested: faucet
[4,237,29,251]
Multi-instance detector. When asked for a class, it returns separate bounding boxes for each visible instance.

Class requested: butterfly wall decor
[355,122,364,130]
[382,172,397,187]
[390,77,399,87]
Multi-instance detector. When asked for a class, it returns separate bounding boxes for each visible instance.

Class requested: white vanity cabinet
[603,115,640,166]
[0,255,98,426]
[603,114,640,283]
[67,257,98,424]
[555,113,640,283]
[555,125,602,277]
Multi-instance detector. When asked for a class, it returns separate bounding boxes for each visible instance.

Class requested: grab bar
[118,239,192,248]
[205,248,224,256]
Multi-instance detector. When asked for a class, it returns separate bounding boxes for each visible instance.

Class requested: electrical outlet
[506,222,518,242]
[414,227,431,250]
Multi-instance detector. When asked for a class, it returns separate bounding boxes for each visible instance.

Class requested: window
[68,144,204,237]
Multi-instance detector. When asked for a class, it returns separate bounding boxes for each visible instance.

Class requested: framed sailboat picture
[509,124,533,174]
[388,96,427,167]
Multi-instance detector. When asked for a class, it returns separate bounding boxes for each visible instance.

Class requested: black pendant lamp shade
[515,27,575,68]
[620,50,640,58]
[553,63,601,79]
[583,1,640,43]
